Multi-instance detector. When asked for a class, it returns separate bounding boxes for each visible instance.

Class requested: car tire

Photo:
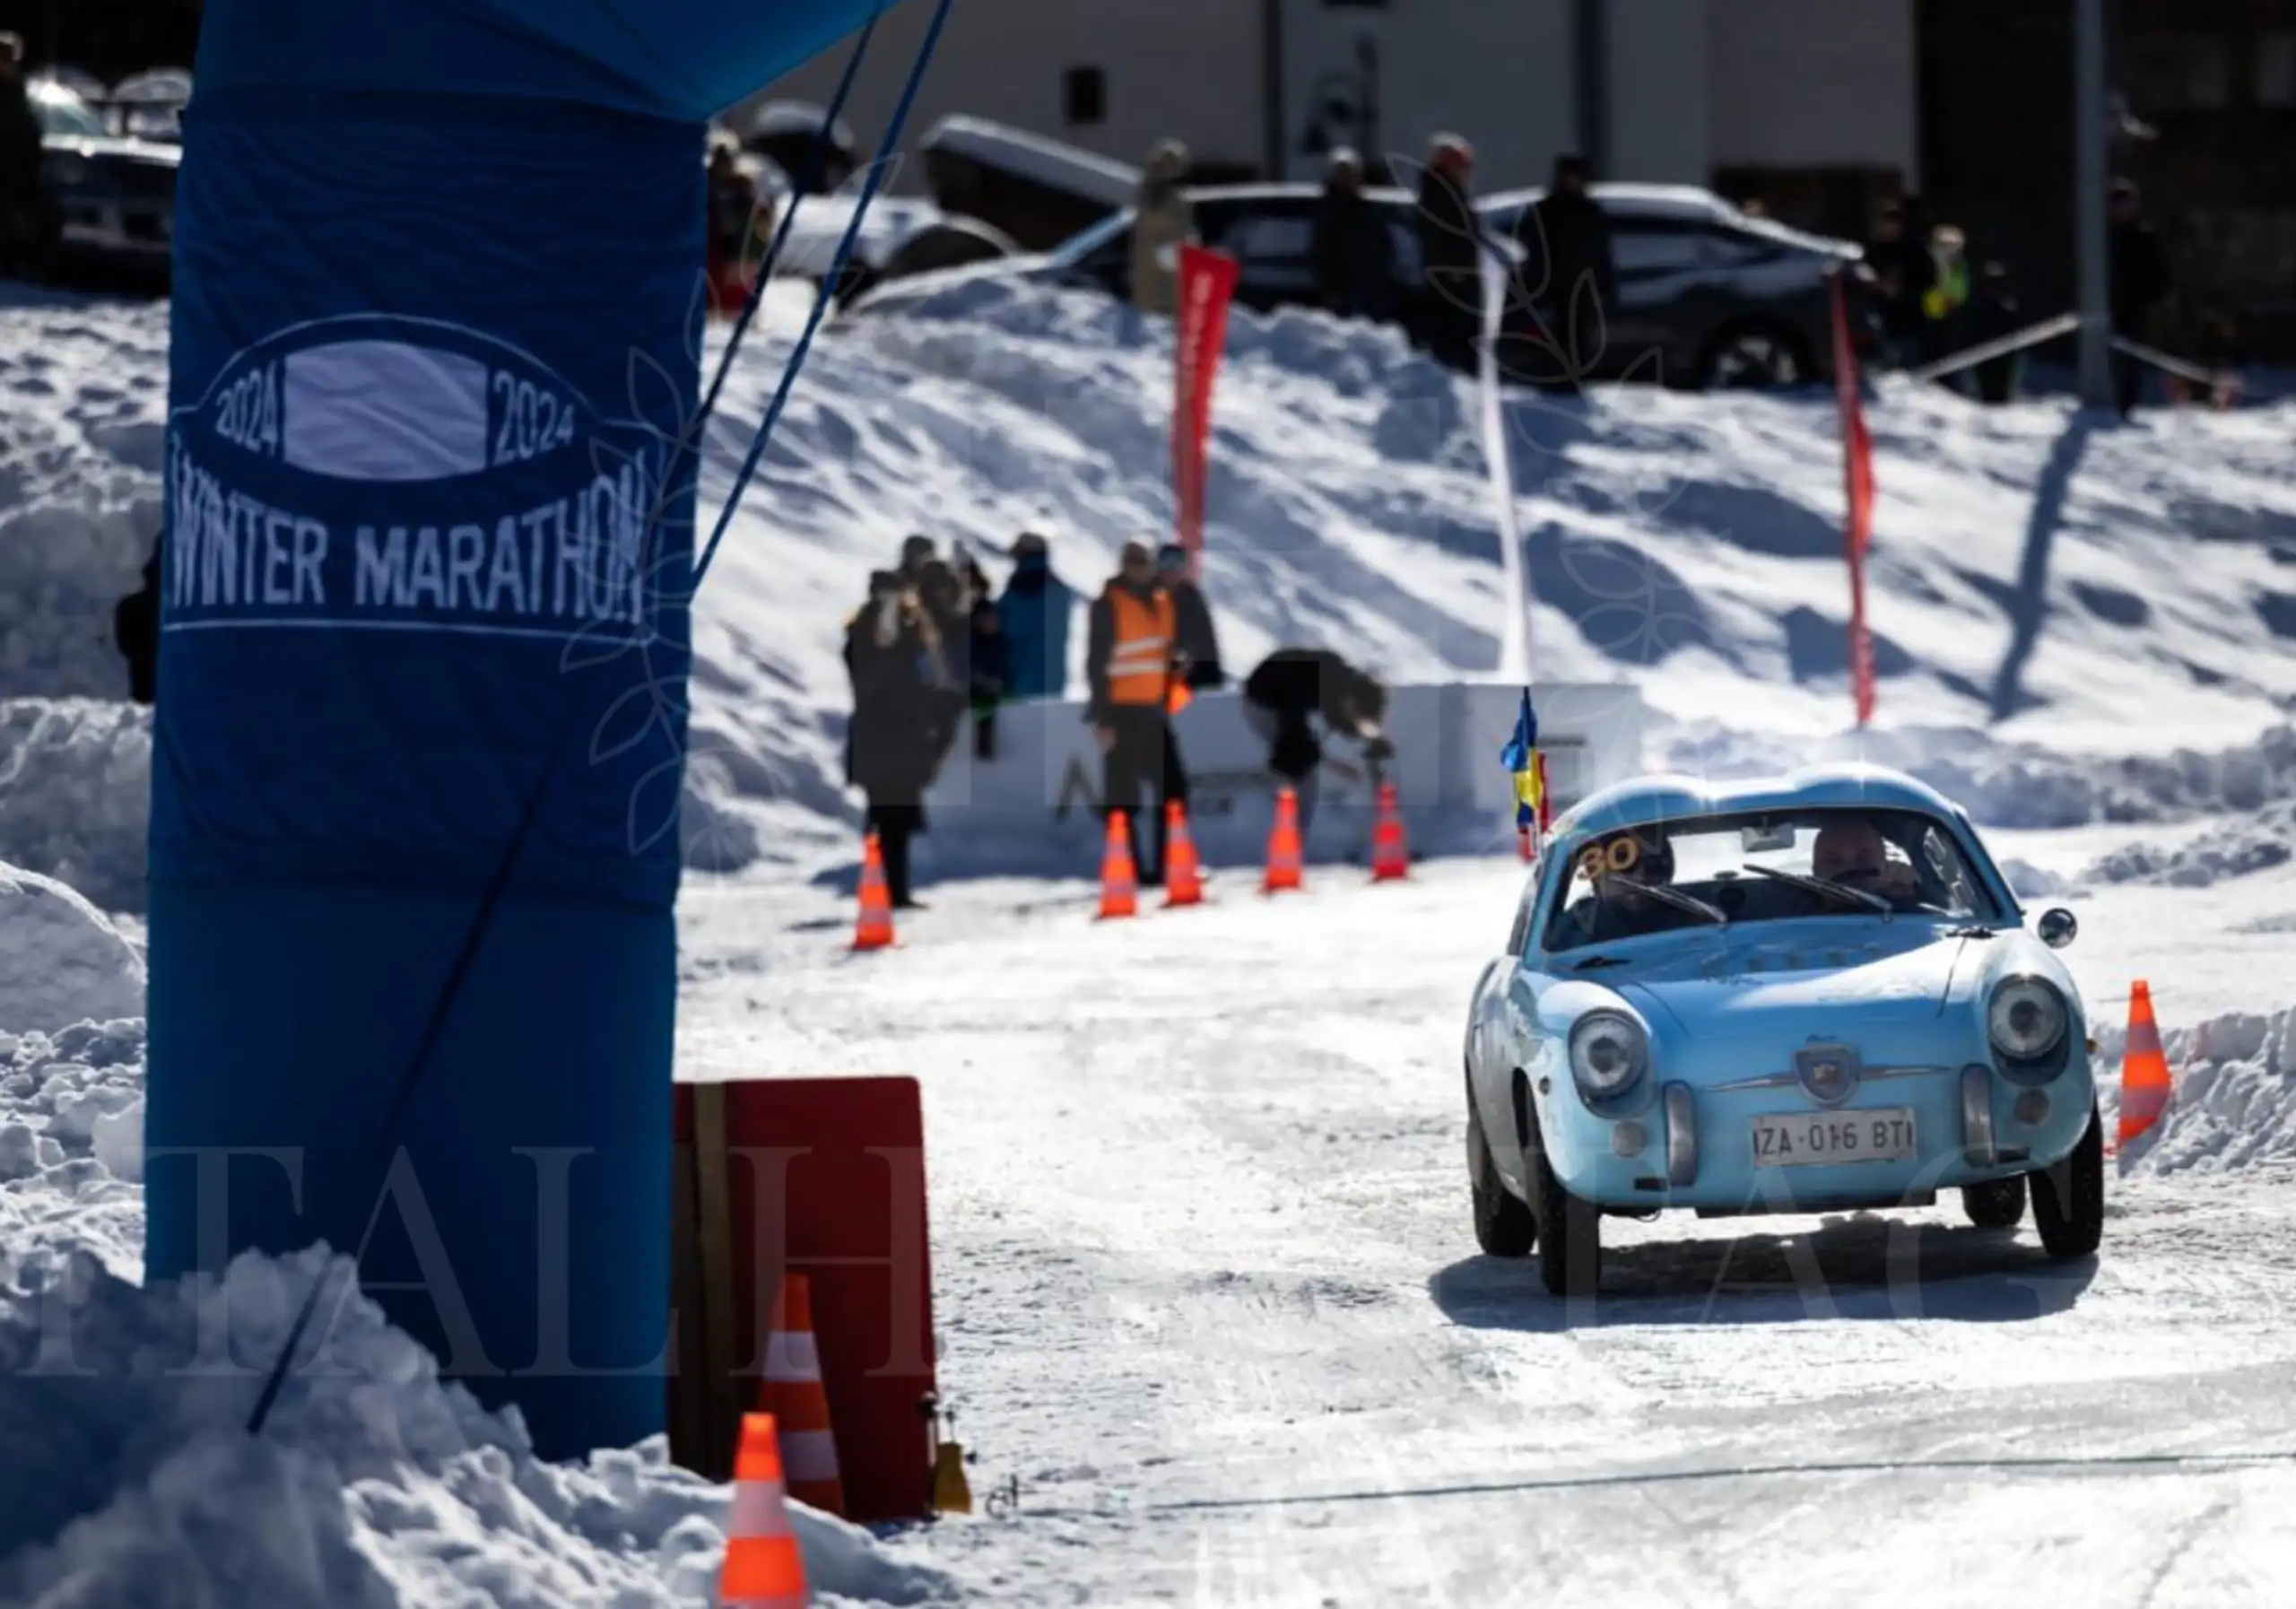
[1528,1107,1601,1298]
[1697,321,1812,391]
[1961,1175,2027,1231]
[1467,1088,1536,1257]
[2031,1100,2105,1260]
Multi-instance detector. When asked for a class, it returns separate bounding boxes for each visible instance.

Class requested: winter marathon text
[166,442,669,631]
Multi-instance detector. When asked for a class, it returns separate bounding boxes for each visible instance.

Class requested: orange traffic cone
[1163,800,1204,909]
[1263,787,1304,894]
[719,1414,809,1609]
[1370,781,1409,883]
[852,832,895,952]
[2116,979,2172,1150]
[1098,811,1139,920]
[758,1274,847,1516]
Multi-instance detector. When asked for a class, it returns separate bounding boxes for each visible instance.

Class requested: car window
[1540,805,2003,954]
[1213,213,1314,264]
[1702,224,1788,268]
[1612,223,1708,275]
[31,84,111,142]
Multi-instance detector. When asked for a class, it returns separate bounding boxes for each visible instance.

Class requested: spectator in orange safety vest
[1086,541,1187,886]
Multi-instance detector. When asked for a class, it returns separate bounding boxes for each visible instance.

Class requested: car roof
[1479,182,1860,258]
[1552,765,1966,848]
[1183,182,1417,208]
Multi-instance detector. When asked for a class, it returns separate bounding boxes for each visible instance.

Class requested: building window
[1064,66,1106,127]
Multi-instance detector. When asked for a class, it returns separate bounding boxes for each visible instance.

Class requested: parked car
[1478,183,1873,388]
[1463,766,2103,1297]
[30,77,177,281]
[846,182,1521,334]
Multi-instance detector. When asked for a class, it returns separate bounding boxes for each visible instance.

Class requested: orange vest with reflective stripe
[1107,586,1178,708]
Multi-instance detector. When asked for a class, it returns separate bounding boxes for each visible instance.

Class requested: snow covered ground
[4,270,2296,1605]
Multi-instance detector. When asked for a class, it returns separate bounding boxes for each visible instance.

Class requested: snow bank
[0,864,142,1035]
[0,1013,954,1606]
[10,276,2296,894]
[0,699,151,911]
[0,1250,957,1607]
[2083,802,2296,886]
[0,297,169,701]
[2099,1004,2296,1178]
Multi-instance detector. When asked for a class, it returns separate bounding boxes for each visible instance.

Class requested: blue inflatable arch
[146,0,891,1457]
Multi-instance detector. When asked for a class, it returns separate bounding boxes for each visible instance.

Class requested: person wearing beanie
[995,531,1076,701]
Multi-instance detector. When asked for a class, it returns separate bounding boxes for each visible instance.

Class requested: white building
[747,0,1918,200]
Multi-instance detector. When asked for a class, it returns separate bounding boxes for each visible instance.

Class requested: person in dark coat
[0,33,49,284]
[1412,135,1483,373]
[1154,544,1223,694]
[899,535,971,763]
[967,595,1009,761]
[2108,179,2172,419]
[844,570,950,909]
[1240,648,1393,842]
[1311,148,1395,322]
[115,549,161,706]
[996,532,1076,701]
[1515,152,1617,382]
[1967,261,2024,405]
[1861,198,1932,370]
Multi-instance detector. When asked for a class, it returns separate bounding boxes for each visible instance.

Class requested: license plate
[1751,1108,1916,1167]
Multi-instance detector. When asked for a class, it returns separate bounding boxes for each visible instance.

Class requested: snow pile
[0,997,951,1606]
[0,699,151,911]
[2100,1004,2296,1177]
[2083,802,2296,887]
[0,1248,956,1608]
[11,279,2296,902]
[0,863,143,1034]
[0,1019,145,1278]
[0,298,168,701]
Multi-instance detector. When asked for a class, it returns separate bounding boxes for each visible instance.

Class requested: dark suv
[1478,183,1870,388]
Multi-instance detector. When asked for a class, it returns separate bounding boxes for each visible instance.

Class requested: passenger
[1811,817,1920,901]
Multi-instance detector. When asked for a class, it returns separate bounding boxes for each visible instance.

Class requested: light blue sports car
[1463,765,2103,1297]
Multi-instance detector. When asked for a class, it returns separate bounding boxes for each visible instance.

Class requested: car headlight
[1988,976,2067,1064]
[1570,1011,1649,1102]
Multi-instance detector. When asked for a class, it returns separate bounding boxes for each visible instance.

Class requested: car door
[1201,203,1318,312]
[1596,215,1712,380]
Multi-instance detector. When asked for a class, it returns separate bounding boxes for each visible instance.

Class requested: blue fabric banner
[144,0,891,1458]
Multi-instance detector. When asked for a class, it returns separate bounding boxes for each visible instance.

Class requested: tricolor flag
[1500,687,1548,858]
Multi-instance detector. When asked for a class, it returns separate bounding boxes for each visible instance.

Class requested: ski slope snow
[2,272,2296,1605]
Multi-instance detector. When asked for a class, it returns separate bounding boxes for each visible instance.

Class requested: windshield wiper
[1595,874,1729,926]
[1743,864,1892,917]
[1572,953,1632,970]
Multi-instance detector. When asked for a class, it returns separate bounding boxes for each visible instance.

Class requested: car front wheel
[2031,1100,2105,1260]
[1528,1107,1601,1298]
[1962,1175,2027,1231]
[1468,1085,1536,1257]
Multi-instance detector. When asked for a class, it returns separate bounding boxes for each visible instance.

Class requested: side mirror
[2038,908,2078,950]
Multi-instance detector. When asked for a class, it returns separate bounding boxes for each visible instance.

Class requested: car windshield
[31,84,111,141]
[1542,805,2004,954]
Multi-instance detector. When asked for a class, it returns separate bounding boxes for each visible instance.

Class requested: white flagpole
[1478,245,1530,683]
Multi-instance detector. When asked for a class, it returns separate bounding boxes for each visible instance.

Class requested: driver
[1561,827,1679,944]
[1811,817,1919,901]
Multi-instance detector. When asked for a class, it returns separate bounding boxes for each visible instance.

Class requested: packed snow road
[684,857,2296,1607]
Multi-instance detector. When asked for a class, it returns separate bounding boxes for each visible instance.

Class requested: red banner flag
[1172,245,1241,580]
[1830,273,1877,726]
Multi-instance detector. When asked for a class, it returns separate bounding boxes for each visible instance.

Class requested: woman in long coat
[844,573,952,909]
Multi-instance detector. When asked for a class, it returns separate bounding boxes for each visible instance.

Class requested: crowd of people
[841,534,1390,906]
[1857,178,2175,414]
